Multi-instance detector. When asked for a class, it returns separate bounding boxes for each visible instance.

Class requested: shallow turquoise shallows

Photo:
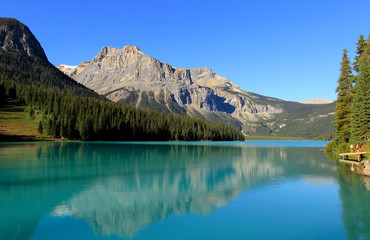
[1,141,369,240]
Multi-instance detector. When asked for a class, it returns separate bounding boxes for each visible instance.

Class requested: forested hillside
[0,49,101,98]
[242,93,336,139]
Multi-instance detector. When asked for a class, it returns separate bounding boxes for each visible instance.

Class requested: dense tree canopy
[334,49,355,144]
[332,35,370,147]
[350,36,370,145]
[353,35,367,74]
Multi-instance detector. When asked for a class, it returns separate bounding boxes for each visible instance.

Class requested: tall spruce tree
[353,35,367,74]
[350,36,370,145]
[335,49,355,144]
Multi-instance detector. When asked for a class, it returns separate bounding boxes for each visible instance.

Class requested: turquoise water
[0,141,369,240]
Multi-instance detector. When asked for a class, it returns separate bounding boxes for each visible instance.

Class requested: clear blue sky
[1,0,369,102]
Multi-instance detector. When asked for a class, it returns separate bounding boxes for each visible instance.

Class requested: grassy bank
[0,100,52,141]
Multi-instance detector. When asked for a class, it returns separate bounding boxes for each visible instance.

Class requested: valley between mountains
[57,46,335,139]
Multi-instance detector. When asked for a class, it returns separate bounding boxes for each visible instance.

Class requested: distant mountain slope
[58,46,336,138]
[244,102,335,139]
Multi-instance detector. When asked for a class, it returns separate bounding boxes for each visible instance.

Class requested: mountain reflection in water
[0,142,367,239]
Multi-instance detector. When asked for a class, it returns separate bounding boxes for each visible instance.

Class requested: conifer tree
[353,35,367,73]
[37,121,43,134]
[334,49,355,143]
[350,36,370,145]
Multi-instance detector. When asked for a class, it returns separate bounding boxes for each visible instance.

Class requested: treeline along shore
[326,34,370,155]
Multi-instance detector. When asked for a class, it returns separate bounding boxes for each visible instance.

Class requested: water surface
[0,141,369,240]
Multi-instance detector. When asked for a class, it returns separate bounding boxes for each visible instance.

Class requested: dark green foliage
[137,91,170,113]
[315,132,335,141]
[0,82,244,141]
[0,79,244,141]
[337,143,350,153]
[353,35,367,73]
[334,49,355,144]
[329,35,370,152]
[0,49,102,99]
[350,36,370,145]
[324,141,337,154]
[337,172,370,240]
[27,105,35,119]
[37,120,43,134]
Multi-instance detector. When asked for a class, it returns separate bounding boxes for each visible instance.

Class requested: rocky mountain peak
[58,45,281,125]
[97,46,141,56]
[122,46,140,52]
[0,18,47,60]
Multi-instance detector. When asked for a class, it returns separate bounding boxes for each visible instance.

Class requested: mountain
[0,18,47,60]
[1,18,243,142]
[0,18,101,98]
[58,46,284,128]
[58,46,335,138]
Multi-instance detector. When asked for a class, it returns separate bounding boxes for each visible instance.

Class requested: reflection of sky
[30,215,106,240]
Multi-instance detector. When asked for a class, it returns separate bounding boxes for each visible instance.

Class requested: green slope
[243,100,336,139]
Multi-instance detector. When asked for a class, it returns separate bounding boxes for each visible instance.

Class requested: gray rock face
[57,46,283,129]
[0,18,47,60]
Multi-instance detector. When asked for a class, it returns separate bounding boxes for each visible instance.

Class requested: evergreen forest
[327,35,370,152]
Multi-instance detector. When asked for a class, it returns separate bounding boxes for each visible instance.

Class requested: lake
[0,141,369,240]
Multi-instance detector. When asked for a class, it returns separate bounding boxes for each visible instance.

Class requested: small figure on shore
[350,144,354,153]
[356,144,359,152]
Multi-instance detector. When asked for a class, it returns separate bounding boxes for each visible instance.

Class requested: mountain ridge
[57,46,285,126]
[57,45,335,138]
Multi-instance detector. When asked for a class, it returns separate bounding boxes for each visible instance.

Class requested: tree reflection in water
[337,164,370,240]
